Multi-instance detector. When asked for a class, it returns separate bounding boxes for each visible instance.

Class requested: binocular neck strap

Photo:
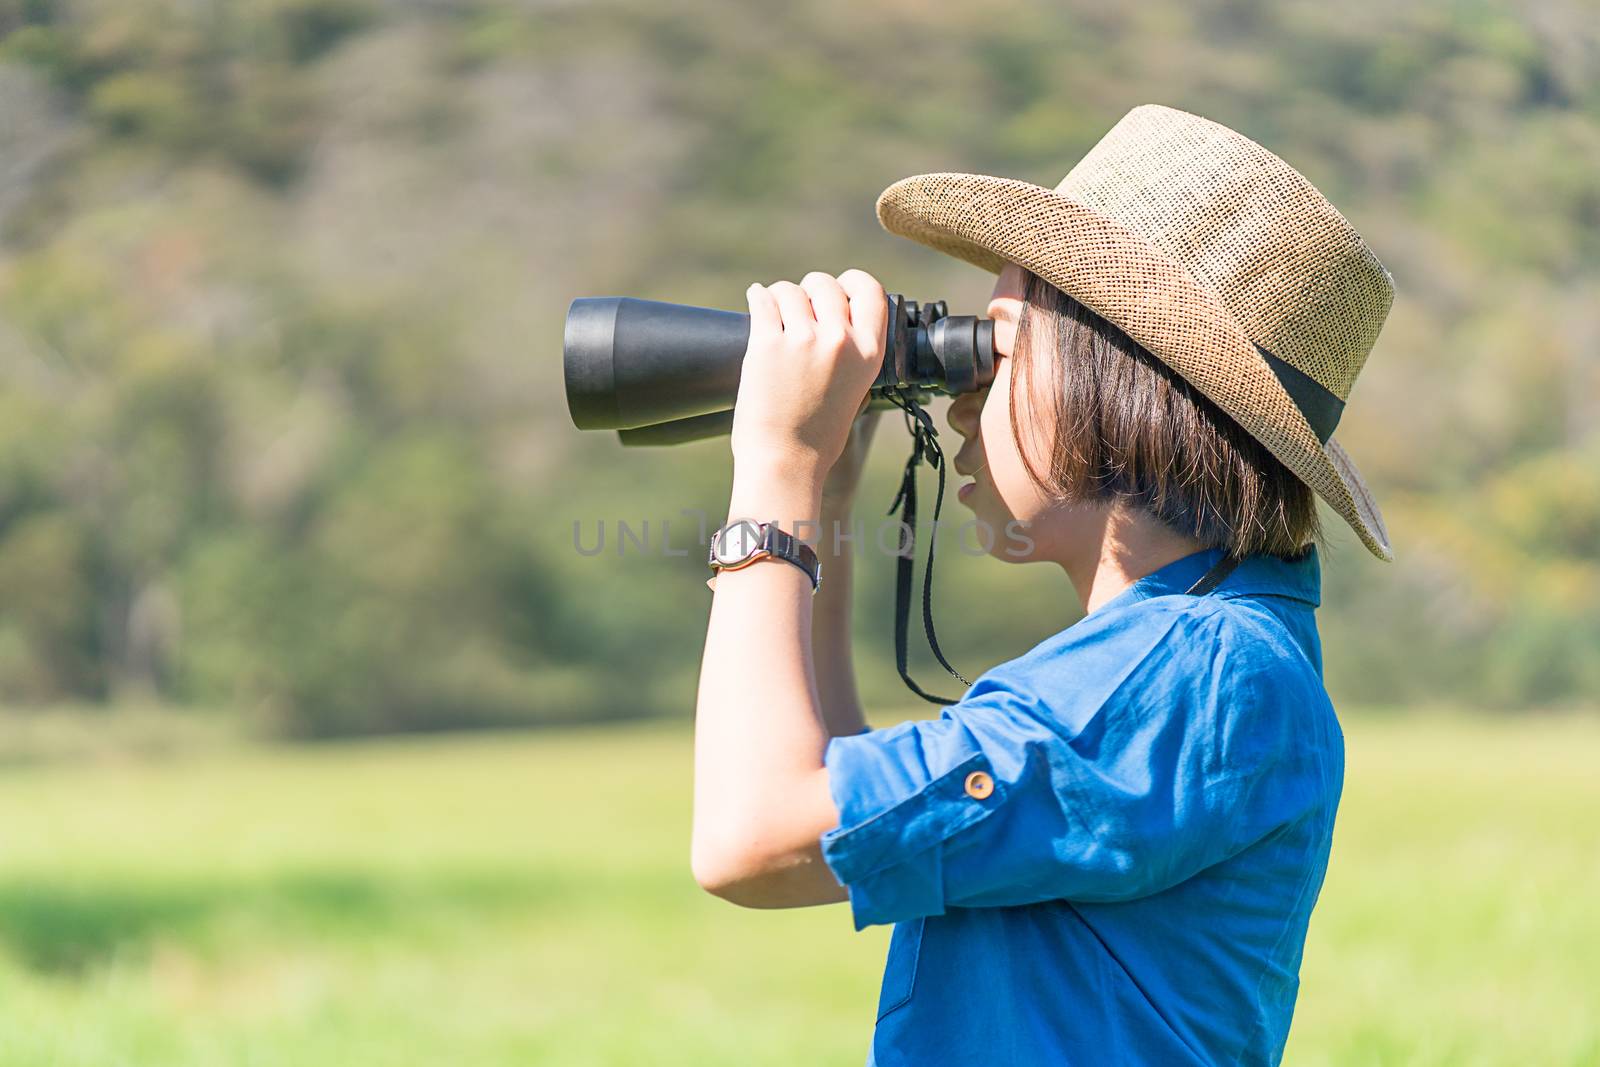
[885,393,970,706]
[1185,554,1242,595]
[881,392,1244,709]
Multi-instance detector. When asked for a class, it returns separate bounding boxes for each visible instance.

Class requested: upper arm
[818,611,1325,929]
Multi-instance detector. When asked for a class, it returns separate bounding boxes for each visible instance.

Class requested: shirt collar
[1106,544,1322,611]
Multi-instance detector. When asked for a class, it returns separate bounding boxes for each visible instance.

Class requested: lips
[953,449,986,505]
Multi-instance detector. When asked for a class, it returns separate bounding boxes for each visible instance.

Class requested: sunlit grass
[0,712,1594,1065]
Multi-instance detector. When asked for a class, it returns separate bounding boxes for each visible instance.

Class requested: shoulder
[1016,592,1309,694]
[1067,591,1320,685]
[1132,594,1338,776]
[959,593,1334,770]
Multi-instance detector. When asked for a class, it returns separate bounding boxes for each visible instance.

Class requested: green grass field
[0,712,1596,1066]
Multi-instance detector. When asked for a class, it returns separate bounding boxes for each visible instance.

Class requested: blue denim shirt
[820,546,1342,1066]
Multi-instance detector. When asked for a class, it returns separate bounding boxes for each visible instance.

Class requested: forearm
[812,502,869,737]
[692,460,840,884]
[689,268,886,908]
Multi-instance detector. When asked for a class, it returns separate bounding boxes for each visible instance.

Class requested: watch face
[711,520,764,566]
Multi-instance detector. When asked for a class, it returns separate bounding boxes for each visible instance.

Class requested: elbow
[690,827,776,906]
[690,835,753,903]
[691,853,744,903]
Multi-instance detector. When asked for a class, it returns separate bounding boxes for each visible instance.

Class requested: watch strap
[760,523,821,592]
[706,520,821,593]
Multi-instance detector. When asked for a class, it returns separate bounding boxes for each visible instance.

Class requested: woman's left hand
[729,269,888,480]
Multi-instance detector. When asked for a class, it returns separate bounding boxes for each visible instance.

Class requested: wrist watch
[706,519,822,593]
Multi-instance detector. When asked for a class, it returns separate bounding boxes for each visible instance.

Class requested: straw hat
[875,103,1396,560]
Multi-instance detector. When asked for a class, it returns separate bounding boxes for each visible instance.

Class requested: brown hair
[1008,268,1321,559]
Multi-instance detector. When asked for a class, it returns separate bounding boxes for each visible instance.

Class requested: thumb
[856,405,883,444]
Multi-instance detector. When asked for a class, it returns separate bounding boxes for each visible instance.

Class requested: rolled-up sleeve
[820,717,1008,930]
[819,606,1322,930]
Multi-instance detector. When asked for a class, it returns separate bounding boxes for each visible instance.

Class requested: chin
[956,495,1039,564]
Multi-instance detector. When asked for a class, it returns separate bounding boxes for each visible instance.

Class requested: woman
[691,104,1395,1066]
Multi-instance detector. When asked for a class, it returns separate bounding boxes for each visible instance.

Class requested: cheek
[978,359,1052,523]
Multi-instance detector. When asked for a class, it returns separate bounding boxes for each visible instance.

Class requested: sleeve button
[963,770,994,800]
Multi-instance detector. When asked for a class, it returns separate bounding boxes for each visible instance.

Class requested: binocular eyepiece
[563,292,996,445]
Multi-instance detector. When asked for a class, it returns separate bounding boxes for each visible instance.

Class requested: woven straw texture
[875,104,1396,560]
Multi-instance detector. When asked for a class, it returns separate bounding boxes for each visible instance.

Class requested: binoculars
[563,292,997,445]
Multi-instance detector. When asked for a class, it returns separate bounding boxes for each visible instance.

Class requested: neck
[1058,504,1208,615]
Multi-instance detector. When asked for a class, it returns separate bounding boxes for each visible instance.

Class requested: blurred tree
[0,0,1595,732]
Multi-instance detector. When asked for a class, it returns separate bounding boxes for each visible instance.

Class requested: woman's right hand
[819,403,883,518]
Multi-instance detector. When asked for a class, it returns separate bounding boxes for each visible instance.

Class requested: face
[947,262,1105,563]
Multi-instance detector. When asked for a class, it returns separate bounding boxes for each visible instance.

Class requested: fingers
[746,283,781,337]
[836,269,888,363]
[753,270,885,363]
[800,272,851,349]
[767,281,816,343]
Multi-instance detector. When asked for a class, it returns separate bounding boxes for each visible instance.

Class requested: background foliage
[0,0,1597,735]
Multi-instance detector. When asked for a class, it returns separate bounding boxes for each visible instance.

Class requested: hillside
[0,0,1596,732]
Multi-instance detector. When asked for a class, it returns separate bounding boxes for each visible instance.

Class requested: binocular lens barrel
[563,293,994,444]
[564,297,751,432]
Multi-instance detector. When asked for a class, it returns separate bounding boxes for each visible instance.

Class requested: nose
[947,387,986,439]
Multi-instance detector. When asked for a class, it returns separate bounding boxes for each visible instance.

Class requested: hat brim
[877,172,1392,561]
